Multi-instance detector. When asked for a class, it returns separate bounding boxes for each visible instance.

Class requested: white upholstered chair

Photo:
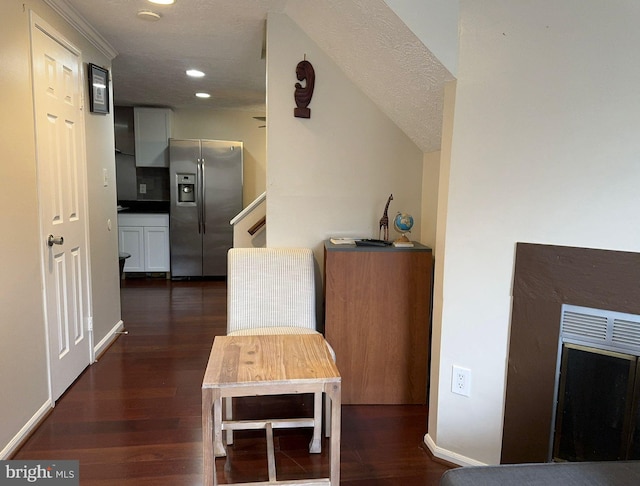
[225,247,334,453]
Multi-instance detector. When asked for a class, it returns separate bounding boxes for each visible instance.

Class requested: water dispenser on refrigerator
[176,174,195,204]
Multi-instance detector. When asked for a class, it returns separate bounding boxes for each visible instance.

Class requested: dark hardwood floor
[14,278,453,485]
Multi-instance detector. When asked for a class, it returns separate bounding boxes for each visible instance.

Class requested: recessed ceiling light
[186,69,205,78]
[137,10,161,21]
[195,93,211,99]
[148,0,175,5]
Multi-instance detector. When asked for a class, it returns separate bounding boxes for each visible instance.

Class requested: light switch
[139,183,147,194]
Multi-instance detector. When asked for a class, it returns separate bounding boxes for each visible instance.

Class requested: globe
[392,212,414,247]
[393,212,414,234]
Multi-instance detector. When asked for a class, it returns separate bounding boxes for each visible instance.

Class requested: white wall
[421,151,440,250]
[266,13,424,265]
[428,0,640,465]
[426,80,456,462]
[171,108,267,207]
[0,0,50,457]
[84,55,122,358]
[0,0,120,456]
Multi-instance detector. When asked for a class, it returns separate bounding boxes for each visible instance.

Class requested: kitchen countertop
[117,200,169,213]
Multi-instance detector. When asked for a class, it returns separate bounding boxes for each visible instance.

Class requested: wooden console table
[202,334,342,486]
[324,241,433,404]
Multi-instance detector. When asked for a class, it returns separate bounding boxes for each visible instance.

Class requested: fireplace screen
[553,343,640,461]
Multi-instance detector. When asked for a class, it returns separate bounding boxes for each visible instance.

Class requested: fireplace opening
[553,344,639,461]
[552,305,640,461]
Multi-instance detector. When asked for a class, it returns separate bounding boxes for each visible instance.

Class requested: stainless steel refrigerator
[169,139,243,277]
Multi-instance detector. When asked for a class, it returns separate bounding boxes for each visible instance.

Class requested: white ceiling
[53,0,453,152]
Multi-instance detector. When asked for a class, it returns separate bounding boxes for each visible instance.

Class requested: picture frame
[88,63,109,114]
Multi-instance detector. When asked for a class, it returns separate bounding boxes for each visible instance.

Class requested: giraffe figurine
[378,194,393,241]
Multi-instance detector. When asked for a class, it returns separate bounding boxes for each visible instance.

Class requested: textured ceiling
[60,0,288,110]
[55,0,453,152]
[285,0,454,152]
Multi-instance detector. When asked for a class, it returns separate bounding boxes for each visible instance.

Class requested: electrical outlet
[452,365,471,397]
[139,183,147,194]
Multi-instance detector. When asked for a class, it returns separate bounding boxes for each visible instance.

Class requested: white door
[31,15,92,402]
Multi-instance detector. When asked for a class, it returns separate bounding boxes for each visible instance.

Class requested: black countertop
[117,200,169,214]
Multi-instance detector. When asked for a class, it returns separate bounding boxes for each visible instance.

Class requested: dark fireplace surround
[502,243,640,464]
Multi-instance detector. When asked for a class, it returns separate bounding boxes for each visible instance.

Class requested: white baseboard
[93,319,125,361]
[424,433,487,467]
[1,399,52,459]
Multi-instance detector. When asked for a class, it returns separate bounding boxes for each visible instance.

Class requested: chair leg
[324,340,335,437]
[324,393,331,438]
[309,392,322,453]
[225,397,234,445]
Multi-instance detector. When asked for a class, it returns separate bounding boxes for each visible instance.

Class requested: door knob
[47,235,64,247]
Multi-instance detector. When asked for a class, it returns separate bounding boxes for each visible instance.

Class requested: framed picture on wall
[88,63,109,114]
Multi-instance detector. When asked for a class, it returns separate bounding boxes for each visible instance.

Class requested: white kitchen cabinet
[118,214,170,272]
[119,226,145,272]
[144,226,170,272]
[134,107,172,167]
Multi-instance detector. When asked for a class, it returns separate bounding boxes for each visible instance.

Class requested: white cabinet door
[119,226,144,272]
[134,107,172,167]
[144,226,170,272]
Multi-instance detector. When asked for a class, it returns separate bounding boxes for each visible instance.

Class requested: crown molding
[43,0,118,60]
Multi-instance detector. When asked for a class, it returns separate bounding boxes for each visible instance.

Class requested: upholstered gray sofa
[440,461,640,485]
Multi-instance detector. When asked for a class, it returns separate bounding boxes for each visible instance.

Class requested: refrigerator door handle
[201,158,207,234]
[197,159,203,234]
